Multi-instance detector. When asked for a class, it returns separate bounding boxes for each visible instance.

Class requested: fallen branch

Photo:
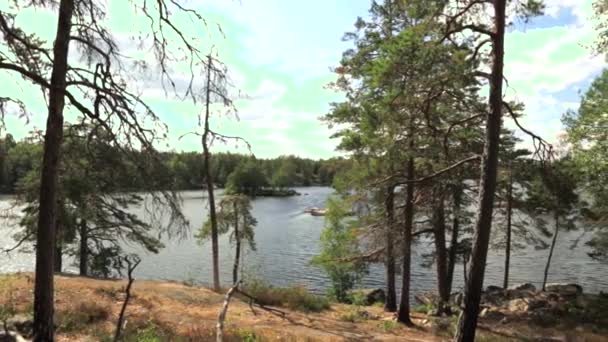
[235,289,288,318]
[114,255,141,342]
[216,281,242,342]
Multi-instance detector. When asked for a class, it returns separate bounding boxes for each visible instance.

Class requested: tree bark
[33,0,74,340]
[397,156,414,325]
[454,0,506,340]
[432,190,449,314]
[79,220,88,277]
[53,205,63,273]
[232,201,241,285]
[542,212,559,291]
[503,170,513,289]
[53,244,62,274]
[384,186,397,312]
[203,54,220,291]
[447,185,462,296]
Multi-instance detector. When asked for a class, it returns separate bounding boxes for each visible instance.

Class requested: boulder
[508,283,536,292]
[0,331,28,342]
[480,307,505,320]
[507,298,547,312]
[508,298,529,312]
[485,285,503,293]
[4,314,32,338]
[545,283,583,296]
[354,288,386,306]
[415,292,439,306]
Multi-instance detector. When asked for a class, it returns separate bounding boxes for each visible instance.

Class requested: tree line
[1,0,608,341]
[0,132,348,194]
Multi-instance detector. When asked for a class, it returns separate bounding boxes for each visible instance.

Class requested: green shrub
[339,308,369,323]
[413,303,435,314]
[378,320,398,332]
[242,279,330,312]
[237,329,259,342]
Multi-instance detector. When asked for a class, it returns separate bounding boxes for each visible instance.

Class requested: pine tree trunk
[54,205,63,273]
[54,244,62,274]
[233,201,241,285]
[384,186,397,312]
[33,0,74,340]
[447,185,462,296]
[542,212,559,291]
[397,156,414,326]
[454,1,506,340]
[503,171,513,289]
[203,55,220,291]
[79,220,88,277]
[432,191,449,314]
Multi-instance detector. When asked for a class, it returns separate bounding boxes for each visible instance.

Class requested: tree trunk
[54,244,62,274]
[503,170,513,289]
[542,212,559,291]
[33,0,74,340]
[233,201,241,285]
[79,220,88,277]
[454,1,506,340]
[203,55,220,291]
[54,205,63,273]
[447,185,462,296]
[384,186,397,312]
[432,190,449,314]
[397,156,414,326]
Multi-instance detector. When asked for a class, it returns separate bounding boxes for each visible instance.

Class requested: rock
[486,285,503,293]
[508,298,547,312]
[0,331,28,342]
[545,283,583,296]
[354,288,385,306]
[480,308,505,320]
[4,314,33,337]
[508,283,536,292]
[415,292,439,306]
[452,292,463,306]
[427,308,440,316]
[508,298,529,312]
[575,295,592,309]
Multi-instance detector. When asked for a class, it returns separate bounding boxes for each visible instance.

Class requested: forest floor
[0,273,607,341]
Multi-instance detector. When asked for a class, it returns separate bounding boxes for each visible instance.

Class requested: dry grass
[0,273,438,341]
[2,273,604,341]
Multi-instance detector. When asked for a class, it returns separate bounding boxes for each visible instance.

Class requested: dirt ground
[0,274,606,341]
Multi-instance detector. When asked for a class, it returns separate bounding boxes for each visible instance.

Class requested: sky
[0,0,605,159]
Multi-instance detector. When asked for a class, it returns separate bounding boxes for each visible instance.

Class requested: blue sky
[1,0,605,159]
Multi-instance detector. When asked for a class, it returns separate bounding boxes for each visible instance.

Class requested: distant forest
[0,132,350,194]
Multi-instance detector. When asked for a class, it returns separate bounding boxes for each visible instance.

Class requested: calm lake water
[1,187,607,298]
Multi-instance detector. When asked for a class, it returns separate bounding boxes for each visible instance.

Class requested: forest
[0,132,347,193]
[1,0,608,342]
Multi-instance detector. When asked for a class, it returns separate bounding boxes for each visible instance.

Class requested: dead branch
[235,289,288,318]
[216,280,242,342]
[114,255,141,342]
[503,101,553,163]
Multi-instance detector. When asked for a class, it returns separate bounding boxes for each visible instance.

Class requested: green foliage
[197,194,257,250]
[241,278,330,313]
[338,308,370,323]
[311,197,367,303]
[563,68,608,261]
[237,329,259,342]
[10,123,165,277]
[225,160,269,196]
[378,320,398,332]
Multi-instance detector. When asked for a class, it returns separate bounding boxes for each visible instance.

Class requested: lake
[1,187,607,299]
